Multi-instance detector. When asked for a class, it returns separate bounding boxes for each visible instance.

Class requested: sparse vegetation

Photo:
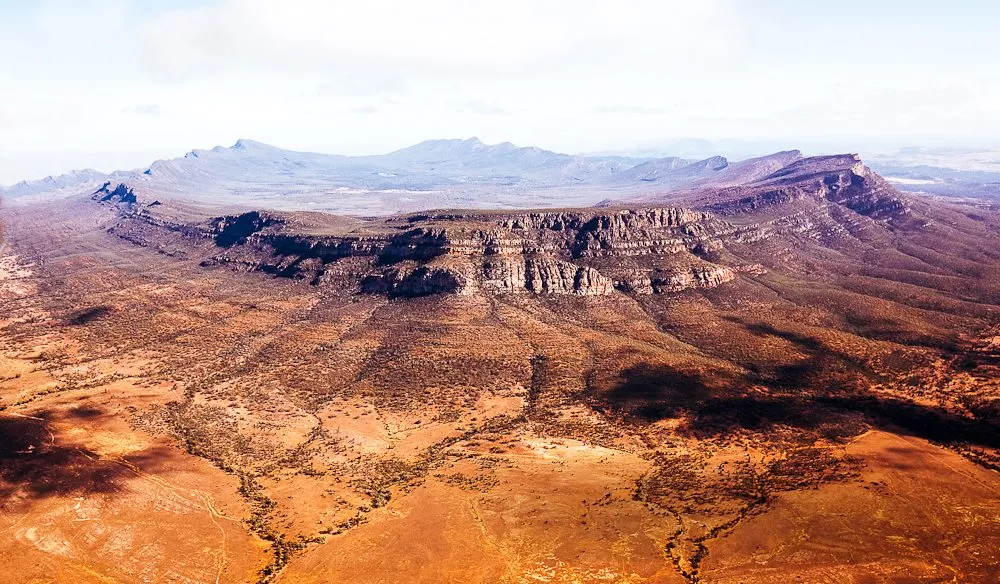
[3,167,1000,583]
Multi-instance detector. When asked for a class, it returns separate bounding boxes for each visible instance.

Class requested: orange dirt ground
[2,200,1000,583]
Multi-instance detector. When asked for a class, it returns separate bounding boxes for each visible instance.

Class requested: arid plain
[3,150,1000,584]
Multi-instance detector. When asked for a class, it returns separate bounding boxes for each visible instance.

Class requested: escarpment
[616,265,737,294]
[99,151,923,299]
[90,150,923,299]
[109,206,756,298]
[702,154,909,222]
[481,257,615,295]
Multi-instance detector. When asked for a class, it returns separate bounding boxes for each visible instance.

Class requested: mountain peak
[386,137,502,160]
[417,137,486,148]
[232,138,273,151]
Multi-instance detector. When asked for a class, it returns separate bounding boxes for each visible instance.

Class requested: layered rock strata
[109,207,751,298]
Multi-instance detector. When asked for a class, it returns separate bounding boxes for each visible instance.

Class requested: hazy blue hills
[6,138,983,215]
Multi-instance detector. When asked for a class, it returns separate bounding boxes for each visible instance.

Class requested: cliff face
[110,206,752,298]
[482,257,616,296]
[617,265,737,294]
[361,264,468,298]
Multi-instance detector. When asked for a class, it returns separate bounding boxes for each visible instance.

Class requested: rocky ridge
[108,205,753,298]
[688,154,909,220]
[101,152,912,299]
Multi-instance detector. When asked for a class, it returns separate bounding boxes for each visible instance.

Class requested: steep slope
[612,151,804,190]
[109,204,752,298]
[626,153,908,227]
[702,150,804,186]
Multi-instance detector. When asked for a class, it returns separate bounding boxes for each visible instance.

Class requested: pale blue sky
[1,0,999,183]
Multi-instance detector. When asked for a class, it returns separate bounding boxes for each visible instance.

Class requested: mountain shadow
[0,409,169,502]
[601,360,1000,450]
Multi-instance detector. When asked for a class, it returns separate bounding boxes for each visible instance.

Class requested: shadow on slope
[0,408,168,502]
[600,322,1000,450]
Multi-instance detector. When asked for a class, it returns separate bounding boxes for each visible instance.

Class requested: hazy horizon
[0,135,870,186]
[3,0,1000,184]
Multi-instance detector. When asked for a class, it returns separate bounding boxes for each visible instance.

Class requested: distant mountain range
[2,168,108,199]
[864,148,1000,201]
[5,137,980,215]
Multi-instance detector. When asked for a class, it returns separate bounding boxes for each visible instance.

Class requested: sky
[1,0,999,184]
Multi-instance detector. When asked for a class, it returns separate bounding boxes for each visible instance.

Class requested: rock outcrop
[482,257,615,295]
[93,182,137,204]
[617,265,737,294]
[361,264,468,298]
[110,206,747,298]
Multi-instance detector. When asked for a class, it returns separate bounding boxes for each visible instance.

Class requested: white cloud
[139,0,738,79]
[455,100,509,115]
[346,105,379,114]
[589,105,672,115]
[126,104,163,115]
